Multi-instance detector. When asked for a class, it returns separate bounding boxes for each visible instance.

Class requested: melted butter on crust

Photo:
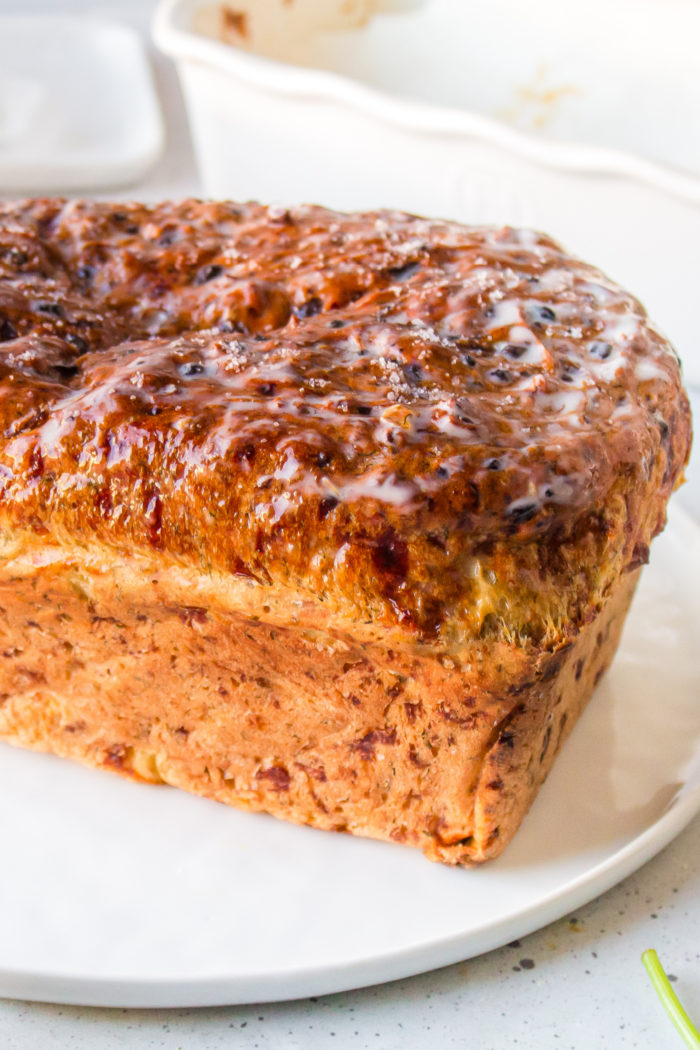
[0,200,691,641]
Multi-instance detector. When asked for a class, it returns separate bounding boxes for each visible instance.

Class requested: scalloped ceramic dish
[153,0,700,203]
[153,0,700,387]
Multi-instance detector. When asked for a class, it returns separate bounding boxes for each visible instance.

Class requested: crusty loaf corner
[0,199,691,863]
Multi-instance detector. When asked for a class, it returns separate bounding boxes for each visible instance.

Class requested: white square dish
[0,15,164,192]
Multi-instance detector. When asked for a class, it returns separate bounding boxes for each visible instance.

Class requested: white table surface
[1,0,698,1045]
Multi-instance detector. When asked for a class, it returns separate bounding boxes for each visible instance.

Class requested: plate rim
[0,781,699,1008]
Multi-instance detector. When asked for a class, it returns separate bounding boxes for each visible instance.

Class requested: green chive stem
[642,949,700,1050]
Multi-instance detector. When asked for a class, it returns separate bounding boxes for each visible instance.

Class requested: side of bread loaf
[0,530,637,864]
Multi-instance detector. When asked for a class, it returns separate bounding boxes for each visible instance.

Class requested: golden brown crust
[0,199,691,643]
[0,198,692,863]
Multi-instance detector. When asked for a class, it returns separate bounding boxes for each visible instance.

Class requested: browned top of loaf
[0,199,691,642]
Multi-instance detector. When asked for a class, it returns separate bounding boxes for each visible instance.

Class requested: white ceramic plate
[0,506,699,1008]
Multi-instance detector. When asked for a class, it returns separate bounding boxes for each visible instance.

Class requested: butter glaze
[0,199,691,639]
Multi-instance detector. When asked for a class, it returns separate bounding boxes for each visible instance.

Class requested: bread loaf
[0,200,691,863]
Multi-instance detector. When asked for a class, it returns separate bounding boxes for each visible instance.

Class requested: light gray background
[0,1,698,1045]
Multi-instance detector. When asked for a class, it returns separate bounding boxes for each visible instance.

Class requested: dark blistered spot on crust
[295,761,327,782]
[293,296,323,319]
[96,488,113,517]
[351,728,398,760]
[496,705,524,750]
[230,555,258,580]
[426,531,447,552]
[506,500,540,526]
[371,531,408,587]
[235,443,256,464]
[256,765,291,791]
[386,260,420,282]
[36,301,63,317]
[540,647,569,682]
[64,720,87,734]
[404,701,423,724]
[64,332,88,355]
[195,264,223,285]
[0,318,18,341]
[627,542,650,571]
[28,445,44,479]
[557,711,569,748]
[104,745,127,769]
[539,723,552,763]
[408,745,429,768]
[509,678,536,697]
[176,606,208,626]
[318,496,338,520]
[437,703,477,728]
[145,492,163,547]
[52,361,80,382]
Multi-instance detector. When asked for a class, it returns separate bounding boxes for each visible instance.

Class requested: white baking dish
[153,0,700,385]
[154,0,700,204]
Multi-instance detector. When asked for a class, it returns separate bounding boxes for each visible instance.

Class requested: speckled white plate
[0,505,699,1008]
